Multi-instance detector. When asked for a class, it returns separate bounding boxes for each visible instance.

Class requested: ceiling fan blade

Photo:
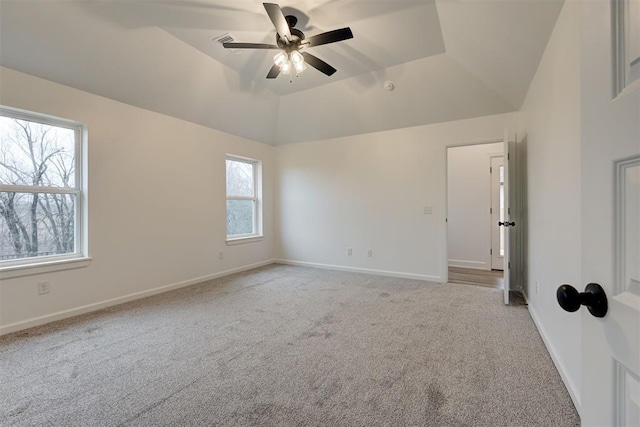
[304,27,353,47]
[266,64,281,79]
[301,52,337,76]
[263,3,292,42]
[223,42,280,49]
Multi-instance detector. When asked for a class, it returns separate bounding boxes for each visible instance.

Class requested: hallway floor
[448,267,504,289]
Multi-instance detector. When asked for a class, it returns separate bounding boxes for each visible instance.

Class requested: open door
[501,128,517,304]
[490,156,505,271]
[564,1,640,425]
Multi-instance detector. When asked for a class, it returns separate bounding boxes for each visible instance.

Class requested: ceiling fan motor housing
[285,15,298,28]
[277,26,305,52]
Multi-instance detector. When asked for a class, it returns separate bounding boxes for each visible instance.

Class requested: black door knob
[498,221,516,227]
[556,283,608,318]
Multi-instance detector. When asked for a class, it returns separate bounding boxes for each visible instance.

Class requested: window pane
[0,192,76,261]
[0,117,76,188]
[226,199,255,236]
[226,159,254,197]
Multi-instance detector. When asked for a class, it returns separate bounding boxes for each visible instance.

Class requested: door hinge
[490,166,493,173]
[490,248,493,255]
[508,262,511,269]
[490,207,493,214]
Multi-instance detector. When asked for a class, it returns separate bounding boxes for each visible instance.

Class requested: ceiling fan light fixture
[274,51,288,67]
[290,50,304,65]
[294,60,307,74]
[222,3,353,80]
[280,61,292,75]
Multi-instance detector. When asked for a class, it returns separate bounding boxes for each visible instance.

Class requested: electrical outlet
[347,248,353,256]
[37,281,50,295]
[535,280,539,295]
[218,251,224,260]
[367,249,373,257]
[423,206,433,215]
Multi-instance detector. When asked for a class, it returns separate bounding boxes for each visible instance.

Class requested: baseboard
[527,304,582,415]
[274,259,442,282]
[448,259,489,270]
[0,259,276,336]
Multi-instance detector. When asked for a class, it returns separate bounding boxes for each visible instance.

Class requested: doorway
[446,142,504,287]
[490,156,505,270]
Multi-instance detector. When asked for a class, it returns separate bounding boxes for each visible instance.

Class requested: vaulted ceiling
[0,0,563,145]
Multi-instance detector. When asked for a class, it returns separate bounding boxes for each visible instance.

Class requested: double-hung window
[0,107,87,271]
[226,155,262,242]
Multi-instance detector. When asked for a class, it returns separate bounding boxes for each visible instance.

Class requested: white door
[490,156,505,271]
[502,129,513,305]
[578,0,640,425]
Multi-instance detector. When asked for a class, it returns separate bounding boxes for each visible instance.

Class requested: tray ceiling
[0,0,564,144]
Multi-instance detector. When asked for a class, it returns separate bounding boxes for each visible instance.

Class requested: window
[0,107,86,270]
[226,156,261,242]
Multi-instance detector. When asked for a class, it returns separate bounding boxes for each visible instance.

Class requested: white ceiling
[0,0,563,145]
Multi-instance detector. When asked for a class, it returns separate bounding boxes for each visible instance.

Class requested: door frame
[443,137,504,284]
[490,155,505,270]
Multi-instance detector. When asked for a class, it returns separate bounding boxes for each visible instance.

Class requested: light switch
[423,206,433,215]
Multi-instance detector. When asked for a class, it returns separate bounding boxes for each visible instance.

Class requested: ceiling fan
[222,3,354,80]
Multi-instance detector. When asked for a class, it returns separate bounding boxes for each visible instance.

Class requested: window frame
[225,155,263,244]
[0,106,90,277]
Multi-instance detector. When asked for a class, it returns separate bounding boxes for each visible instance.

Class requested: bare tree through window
[0,116,79,262]
[226,157,259,237]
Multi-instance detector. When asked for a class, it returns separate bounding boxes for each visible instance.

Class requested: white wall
[276,54,514,144]
[0,67,276,333]
[447,142,502,270]
[275,113,519,281]
[518,1,582,410]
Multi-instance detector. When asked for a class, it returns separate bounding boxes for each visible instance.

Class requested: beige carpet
[0,264,579,426]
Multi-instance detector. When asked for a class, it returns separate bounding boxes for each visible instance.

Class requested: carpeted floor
[0,264,579,426]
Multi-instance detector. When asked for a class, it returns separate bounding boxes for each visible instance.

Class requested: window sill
[225,235,264,246]
[0,256,92,279]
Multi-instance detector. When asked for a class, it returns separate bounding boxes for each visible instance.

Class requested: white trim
[0,185,78,194]
[614,79,640,100]
[0,105,81,129]
[0,256,91,279]
[0,259,276,336]
[444,137,508,289]
[613,290,640,311]
[446,137,504,149]
[225,235,264,245]
[226,195,255,201]
[527,304,582,416]
[614,156,640,296]
[274,259,443,282]
[0,106,88,270]
[448,259,489,270]
[486,152,504,158]
[612,0,640,97]
[614,360,640,427]
[226,155,261,238]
